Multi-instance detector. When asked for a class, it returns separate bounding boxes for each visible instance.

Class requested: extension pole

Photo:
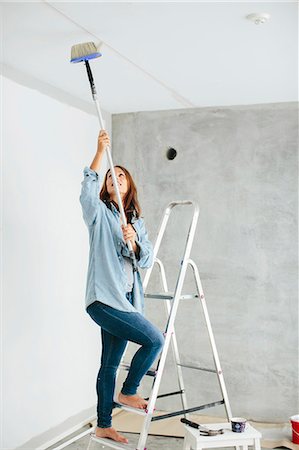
[84,60,137,268]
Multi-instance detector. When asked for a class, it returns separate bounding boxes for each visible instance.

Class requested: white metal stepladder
[87,200,233,450]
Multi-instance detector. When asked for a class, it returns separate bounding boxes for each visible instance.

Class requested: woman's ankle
[120,390,136,396]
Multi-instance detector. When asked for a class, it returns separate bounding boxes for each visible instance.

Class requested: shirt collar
[104,199,138,224]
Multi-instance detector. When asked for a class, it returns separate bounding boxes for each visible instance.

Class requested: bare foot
[118,392,148,409]
[95,426,129,444]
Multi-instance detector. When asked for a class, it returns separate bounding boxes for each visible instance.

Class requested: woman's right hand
[97,129,111,153]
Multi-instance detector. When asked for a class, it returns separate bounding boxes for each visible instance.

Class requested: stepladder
[87,200,233,450]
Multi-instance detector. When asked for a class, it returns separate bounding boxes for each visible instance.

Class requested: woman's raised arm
[90,129,110,173]
[79,130,110,227]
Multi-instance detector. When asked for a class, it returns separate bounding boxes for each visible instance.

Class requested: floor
[45,424,184,450]
[50,426,272,450]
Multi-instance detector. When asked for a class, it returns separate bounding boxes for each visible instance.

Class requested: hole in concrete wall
[166,147,177,160]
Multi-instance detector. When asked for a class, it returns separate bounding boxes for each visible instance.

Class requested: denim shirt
[79,166,154,315]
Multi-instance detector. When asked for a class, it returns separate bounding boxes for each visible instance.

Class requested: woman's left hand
[122,224,138,254]
[121,224,136,243]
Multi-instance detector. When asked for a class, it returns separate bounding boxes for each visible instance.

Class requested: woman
[80,130,164,444]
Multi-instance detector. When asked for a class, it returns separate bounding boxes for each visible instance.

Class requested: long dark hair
[100,165,141,223]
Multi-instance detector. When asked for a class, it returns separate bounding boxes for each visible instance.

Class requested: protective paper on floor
[110,410,298,450]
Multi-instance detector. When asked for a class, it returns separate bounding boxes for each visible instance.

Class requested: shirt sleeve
[133,218,154,269]
[79,166,104,226]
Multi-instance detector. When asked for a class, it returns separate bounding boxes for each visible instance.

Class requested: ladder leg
[136,326,174,449]
[137,294,185,450]
[189,259,232,420]
[136,300,189,450]
[156,257,189,416]
[136,412,153,450]
[165,299,188,415]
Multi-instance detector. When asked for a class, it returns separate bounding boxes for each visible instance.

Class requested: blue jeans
[86,292,164,428]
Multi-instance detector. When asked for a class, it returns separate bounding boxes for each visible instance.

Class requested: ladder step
[144,292,197,300]
[114,402,148,416]
[177,363,217,373]
[144,390,184,401]
[151,400,225,421]
[120,362,156,377]
[90,433,136,450]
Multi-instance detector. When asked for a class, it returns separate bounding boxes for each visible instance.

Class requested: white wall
[2,75,111,449]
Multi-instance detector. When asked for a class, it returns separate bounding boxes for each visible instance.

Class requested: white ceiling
[1,1,298,114]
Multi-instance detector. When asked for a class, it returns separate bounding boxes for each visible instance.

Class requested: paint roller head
[70,41,102,63]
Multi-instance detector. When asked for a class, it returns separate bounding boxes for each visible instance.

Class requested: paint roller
[70,41,137,271]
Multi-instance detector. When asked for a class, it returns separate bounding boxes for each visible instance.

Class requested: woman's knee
[151,330,165,351]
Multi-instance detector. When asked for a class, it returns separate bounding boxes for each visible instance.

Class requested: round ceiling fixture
[246,13,271,25]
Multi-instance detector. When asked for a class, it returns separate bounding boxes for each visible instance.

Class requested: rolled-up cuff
[97,419,112,428]
[83,166,99,179]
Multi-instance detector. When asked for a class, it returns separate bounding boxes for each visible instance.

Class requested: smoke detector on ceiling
[246,13,271,25]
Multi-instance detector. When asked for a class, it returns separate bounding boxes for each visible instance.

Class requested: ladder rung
[177,363,217,373]
[145,292,197,300]
[120,362,156,377]
[114,402,148,416]
[145,389,184,401]
[151,400,225,421]
[90,433,136,450]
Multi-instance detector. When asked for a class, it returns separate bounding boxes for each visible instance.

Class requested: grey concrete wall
[112,102,298,422]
